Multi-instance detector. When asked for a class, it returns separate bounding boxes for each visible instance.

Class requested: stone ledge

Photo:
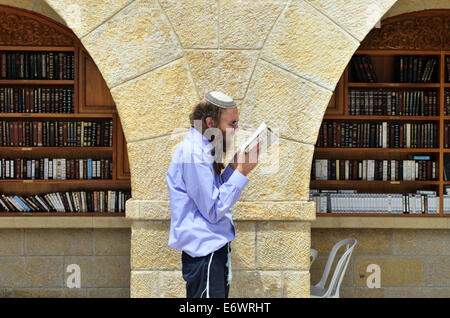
[312,216,450,229]
[0,217,131,229]
[126,200,316,221]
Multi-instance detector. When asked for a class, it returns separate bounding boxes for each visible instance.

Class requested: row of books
[0,51,74,80]
[0,190,131,213]
[0,87,74,113]
[0,120,113,147]
[312,158,437,181]
[0,158,113,180]
[444,90,450,115]
[446,56,450,82]
[350,55,377,83]
[396,56,437,83]
[310,189,441,214]
[316,122,438,148]
[348,89,439,116]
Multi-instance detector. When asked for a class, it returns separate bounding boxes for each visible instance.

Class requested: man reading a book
[166,91,260,298]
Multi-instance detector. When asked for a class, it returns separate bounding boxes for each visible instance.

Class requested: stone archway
[33,0,402,297]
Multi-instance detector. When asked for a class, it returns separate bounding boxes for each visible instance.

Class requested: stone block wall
[0,228,130,297]
[311,228,450,297]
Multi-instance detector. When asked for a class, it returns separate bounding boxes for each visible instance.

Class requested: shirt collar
[189,126,212,147]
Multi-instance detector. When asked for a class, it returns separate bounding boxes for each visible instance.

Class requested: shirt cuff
[227,168,250,190]
[221,165,235,182]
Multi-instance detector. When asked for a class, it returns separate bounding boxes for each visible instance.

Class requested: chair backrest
[315,238,357,298]
[310,248,318,268]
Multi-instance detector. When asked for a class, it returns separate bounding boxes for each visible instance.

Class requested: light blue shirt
[166,127,249,257]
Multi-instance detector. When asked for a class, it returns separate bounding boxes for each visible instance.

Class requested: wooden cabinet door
[325,68,346,115]
[79,49,116,113]
[116,115,130,180]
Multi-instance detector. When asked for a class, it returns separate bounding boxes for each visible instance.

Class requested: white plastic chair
[310,248,318,268]
[310,238,357,298]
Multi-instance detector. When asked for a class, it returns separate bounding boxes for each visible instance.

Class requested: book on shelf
[445,90,450,116]
[0,158,113,180]
[350,55,377,83]
[446,56,450,83]
[348,89,438,116]
[316,121,437,148]
[0,120,113,147]
[0,51,74,80]
[312,157,437,181]
[396,56,437,83]
[310,189,439,214]
[0,87,74,113]
[0,190,131,213]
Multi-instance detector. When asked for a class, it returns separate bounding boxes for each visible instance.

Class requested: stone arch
[35,0,402,298]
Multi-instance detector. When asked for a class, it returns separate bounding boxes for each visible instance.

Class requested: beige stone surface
[44,0,137,38]
[33,0,66,25]
[130,270,184,297]
[311,228,392,255]
[185,50,259,100]
[127,133,186,201]
[219,0,287,49]
[229,271,282,297]
[25,229,93,255]
[64,256,130,287]
[0,0,34,11]
[0,230,24,255]
[159,0,218,48]
[130,270,156,298]
[256,222,310,270]
[425,257,450,286]
[312,216,450,229]
[0,257,63,288]
[240,59,332,144]
[393,229,450,255]
[127,200,316,221]
[130,221,180,270]
[4,288,86,298]
[261,0,360,91]
[239,139,314,202]
[86,288,130,298]
[81,0,182,89]
[232,222,256,270]
[233,201,316,221]
[111,57,198,143]
[355,257,424,286]
[282,271,310,298]
[381,0,425,19]
[424,0,450,9]
[93,228,130,256]
[306,0,397,41]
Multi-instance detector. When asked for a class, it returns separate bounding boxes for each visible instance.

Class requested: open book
[238,122,275,154]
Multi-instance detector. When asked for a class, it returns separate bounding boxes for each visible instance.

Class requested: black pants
[181,243,231,298]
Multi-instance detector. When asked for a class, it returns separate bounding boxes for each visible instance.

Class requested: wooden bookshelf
[0,6,131,216]
[312,10,450,217]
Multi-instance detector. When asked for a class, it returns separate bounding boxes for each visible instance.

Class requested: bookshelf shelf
[311,180,439,185]
[323,115,440,121]
[348,82,441,88]
[314,148,440,153]
[0,80,75,85]
[0,113,114,118]
[312,11,450,217]
[0,212,125,216]
[0,6,131,215]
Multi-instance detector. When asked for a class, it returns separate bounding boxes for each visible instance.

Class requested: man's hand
[229,142,261,176]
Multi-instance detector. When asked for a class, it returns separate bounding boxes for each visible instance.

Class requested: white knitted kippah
[204,91,237,109]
